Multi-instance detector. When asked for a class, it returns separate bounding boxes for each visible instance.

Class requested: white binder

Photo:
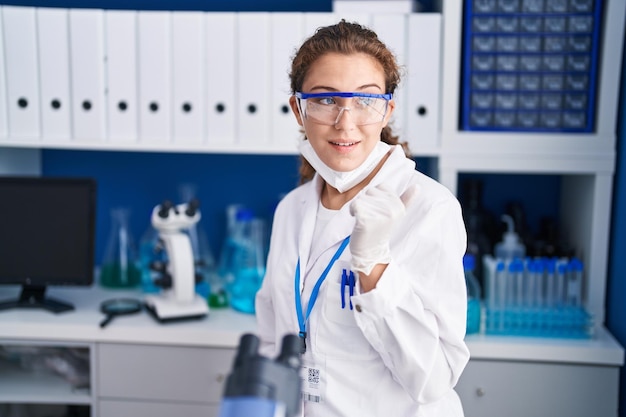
[69,8,106,142]
[137,11,172,144]
[371,14,408,140]
[105,10,138,143]
[37,7,72,141]
[2,6,40,139]
[406,14,441,152]
[270,13,303,151]
[205,13,236,146]
[172,12,205,145]
[0,10,8,139]
[237,13,270,146]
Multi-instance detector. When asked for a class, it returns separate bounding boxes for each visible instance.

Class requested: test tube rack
[482,255,594,339]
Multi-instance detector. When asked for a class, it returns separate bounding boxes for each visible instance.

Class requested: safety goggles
[295,91,392,126]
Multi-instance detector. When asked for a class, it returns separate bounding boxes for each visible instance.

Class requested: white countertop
[0,285,257,348]
[0,285,623,366]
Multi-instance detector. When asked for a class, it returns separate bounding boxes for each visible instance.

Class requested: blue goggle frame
[295,91,393,100]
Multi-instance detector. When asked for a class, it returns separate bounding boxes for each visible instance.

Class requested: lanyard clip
[299,331,307,354]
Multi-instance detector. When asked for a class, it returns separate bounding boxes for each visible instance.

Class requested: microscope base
[144,294,209,323]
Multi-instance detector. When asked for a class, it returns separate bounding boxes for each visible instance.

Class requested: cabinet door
[98,343,234,404]
[99,400,219,417]
[456,359,619,417]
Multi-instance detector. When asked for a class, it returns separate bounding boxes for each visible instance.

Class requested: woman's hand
[349,184,418,290]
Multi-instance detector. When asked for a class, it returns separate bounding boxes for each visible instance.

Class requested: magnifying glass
[99,298,143,328]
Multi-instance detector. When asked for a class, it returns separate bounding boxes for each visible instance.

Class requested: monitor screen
[0,176,97,313]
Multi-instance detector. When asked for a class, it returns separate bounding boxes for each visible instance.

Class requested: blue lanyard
[295,236,350,353]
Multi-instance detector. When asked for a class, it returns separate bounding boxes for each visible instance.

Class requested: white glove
[349,184,418,275]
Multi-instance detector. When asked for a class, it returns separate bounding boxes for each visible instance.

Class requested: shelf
[0,359,91,404]
[465,325,624,365]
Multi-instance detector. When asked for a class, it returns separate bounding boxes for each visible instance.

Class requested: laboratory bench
[0,285,623,417]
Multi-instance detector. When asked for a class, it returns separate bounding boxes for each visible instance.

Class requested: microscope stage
[144,294,209,323]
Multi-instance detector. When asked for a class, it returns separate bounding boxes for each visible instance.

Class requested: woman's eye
[355,97,374,107]
[318,97,336,105]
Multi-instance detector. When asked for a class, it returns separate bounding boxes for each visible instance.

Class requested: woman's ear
[381,99,395,128]
[290,95,304,127]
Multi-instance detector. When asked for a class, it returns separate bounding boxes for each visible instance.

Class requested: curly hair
[289,20,411,183]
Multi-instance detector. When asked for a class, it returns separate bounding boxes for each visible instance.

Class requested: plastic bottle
[494,214,526,261]
[463,254,481,335]
[221,208,266,314]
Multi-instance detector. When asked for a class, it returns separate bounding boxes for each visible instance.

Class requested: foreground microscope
[144,198,209,322]
[218,333,302,417]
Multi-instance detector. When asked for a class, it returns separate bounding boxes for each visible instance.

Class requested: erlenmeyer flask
[100,207,141,288]
[223,209,266,314]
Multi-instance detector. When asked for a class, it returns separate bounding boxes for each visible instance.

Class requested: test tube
[555,260,568,308]
[525,259,539,308]
[508,258,525,332]
[544,258,556,308]
[511,258,525,308]
[495,260,506,332]
[533,259,544,308]
[566,258,584,308]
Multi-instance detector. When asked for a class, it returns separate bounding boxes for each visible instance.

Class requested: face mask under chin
[298,140,391,193]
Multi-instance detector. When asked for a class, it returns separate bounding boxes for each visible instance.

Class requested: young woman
[255,20,470,417]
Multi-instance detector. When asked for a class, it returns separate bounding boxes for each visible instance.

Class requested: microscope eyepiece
[158,200,173,218]
[276,334,302,370]
[185,198,200,216]
[233,333,260,369]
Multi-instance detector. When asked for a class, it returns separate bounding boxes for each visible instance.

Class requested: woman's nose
[334,107,356,130]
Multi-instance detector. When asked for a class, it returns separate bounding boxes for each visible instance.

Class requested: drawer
[456,359,619,417]
[97,343,235,403]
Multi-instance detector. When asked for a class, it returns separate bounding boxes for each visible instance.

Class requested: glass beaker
[100,207,141,288]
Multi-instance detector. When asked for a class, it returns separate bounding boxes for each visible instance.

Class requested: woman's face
[290,52,395,173]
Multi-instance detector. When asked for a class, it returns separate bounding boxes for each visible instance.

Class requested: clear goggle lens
[295,92,392,126]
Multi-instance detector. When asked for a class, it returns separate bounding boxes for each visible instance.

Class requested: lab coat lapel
[297,174,354,276]
[307,201,355,271]
[308,210,354,268]
[296,176,323,292]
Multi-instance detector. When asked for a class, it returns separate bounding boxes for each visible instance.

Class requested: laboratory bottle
[100,207,141,288]
[494,214,526,262]
[504,201,533,256]
[463,254,481,335]
[221,208,267,314]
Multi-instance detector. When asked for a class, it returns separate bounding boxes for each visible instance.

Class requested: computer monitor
[0,176,97,313]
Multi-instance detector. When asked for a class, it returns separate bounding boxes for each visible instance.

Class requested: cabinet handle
[476,387,486,397]
[216,373,225,383]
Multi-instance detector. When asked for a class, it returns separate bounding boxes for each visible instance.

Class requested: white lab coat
[255,145,470,417]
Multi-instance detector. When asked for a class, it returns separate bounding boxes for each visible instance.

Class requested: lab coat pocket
[317,268,376,360]
[324,280,357,327]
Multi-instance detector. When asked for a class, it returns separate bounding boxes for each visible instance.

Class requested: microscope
[218,333,302,417]
[144,198,210,322]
